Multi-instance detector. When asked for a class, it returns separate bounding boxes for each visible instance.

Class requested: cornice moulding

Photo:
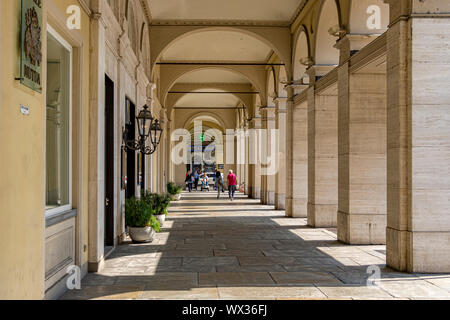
[150,19,291,27]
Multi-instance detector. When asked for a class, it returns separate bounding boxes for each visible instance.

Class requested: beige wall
[0,0,91,299]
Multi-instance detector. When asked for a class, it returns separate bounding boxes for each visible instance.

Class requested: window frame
[45,24,73,218]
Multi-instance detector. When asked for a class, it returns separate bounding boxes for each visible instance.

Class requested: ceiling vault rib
[157,62,285,66]
[169,91,259,95]
[174,107,246,110]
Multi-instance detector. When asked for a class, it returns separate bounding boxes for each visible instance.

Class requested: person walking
[215,170,224,199]
[185,170,194,192]
[193,169,200,191]
[227,170,238,201]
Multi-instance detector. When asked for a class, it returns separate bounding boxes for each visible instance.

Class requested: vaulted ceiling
[148,0,303,25]
[160,31,272,62]
[149,0,304,111]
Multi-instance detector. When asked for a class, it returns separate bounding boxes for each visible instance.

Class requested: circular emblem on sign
[24,7,42,67]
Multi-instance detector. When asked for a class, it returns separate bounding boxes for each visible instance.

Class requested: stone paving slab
[218,286,327,299]
[270,272,342,285]
[141,287,220,300]
[183,257,239,266]
[61,285,145,300]
[60,191,450,300]
[214,249,265,257]
[216,265,287,273]
[238,256,298,266]
[317,285,394,299]
[199,272,275,286]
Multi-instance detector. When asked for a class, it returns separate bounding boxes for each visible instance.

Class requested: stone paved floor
[62,191,450,300]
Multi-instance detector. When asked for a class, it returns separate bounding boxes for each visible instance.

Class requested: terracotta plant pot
[128,226,156,243]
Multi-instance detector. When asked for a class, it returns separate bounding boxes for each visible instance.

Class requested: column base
[267,191,275,205]
[387,227,450,273]
[252,187,261,200]
[261,189,267,204]
[88,257,105,273]
[307,203,337,227]
[286,198,307,218]
[275,193,286,210]
[337,211,386,244]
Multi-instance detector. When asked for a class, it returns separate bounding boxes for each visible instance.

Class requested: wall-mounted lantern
[122,104,163,155]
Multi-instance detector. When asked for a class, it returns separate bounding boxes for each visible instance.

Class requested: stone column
[336,36,387,244]
[260,108,267,204]
[275,98,287,210]
[385,0,450,272]
[261,106,276,205]
[244,123,250,195]
[248,117,262,199]
[88,9,107,272]
[285,86,298,217]
[307,66,338,227]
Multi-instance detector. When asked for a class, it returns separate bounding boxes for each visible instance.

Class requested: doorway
[125,98,136,200]
[104,75,115,247]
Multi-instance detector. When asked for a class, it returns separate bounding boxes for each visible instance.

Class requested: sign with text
[20,0,43,92]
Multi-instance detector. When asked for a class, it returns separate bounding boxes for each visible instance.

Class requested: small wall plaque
[20,105,30,115]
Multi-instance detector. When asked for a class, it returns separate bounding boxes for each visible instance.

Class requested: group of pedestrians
[185,169,238,201]
[185,169,208,191]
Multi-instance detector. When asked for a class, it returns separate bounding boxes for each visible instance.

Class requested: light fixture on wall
[122,104,163,155]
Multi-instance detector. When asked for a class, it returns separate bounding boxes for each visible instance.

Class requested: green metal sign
[20,0,43,92]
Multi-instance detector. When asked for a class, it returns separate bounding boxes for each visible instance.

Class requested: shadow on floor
[61,192,450,300]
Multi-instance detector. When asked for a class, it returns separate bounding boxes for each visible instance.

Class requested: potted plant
[167,182,183,201]
[141,192,172,226]
[125,197,160,243]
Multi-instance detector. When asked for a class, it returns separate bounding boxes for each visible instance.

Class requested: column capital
[259,106,276,119]
[247,116,262,129]
[335,34,382,64]
[273,96,288,105]
[306,65,336,84]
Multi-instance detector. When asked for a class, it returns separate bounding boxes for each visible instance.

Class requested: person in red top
[227,170,238,201]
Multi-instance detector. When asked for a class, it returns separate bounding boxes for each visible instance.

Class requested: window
[45,25,72,216]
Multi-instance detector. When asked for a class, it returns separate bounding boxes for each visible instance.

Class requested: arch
[314,0,341,66]
[126,0,138,54]
[149,25,292,80]
[160,65,268,109]
[277,66,288,97]
[140,25,151,77]
[139,22,145,51]
[348,0,389,34]
[183,111,227,132]
[267,68,276,107]
[293,26,311,79]
[166,83,254,115]
[106,0,119,20]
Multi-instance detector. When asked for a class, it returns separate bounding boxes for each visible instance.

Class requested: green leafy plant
[141,192,172,216]
[125,197,160,231]
[167,182,183,196]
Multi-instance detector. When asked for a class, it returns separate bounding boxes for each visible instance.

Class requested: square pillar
[248,117,262,199]
[261,106,276,205]
[87,9,107,272]
[307,66,338,227]
[275,98,287,210]
[286,94,308,218]
[385,0,450,272]
[337,66,387,244]
[336,36,387,245]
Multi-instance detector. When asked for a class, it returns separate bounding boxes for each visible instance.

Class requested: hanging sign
[20,0,43,92]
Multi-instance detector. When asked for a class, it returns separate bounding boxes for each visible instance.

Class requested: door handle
[105,198,110,207]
